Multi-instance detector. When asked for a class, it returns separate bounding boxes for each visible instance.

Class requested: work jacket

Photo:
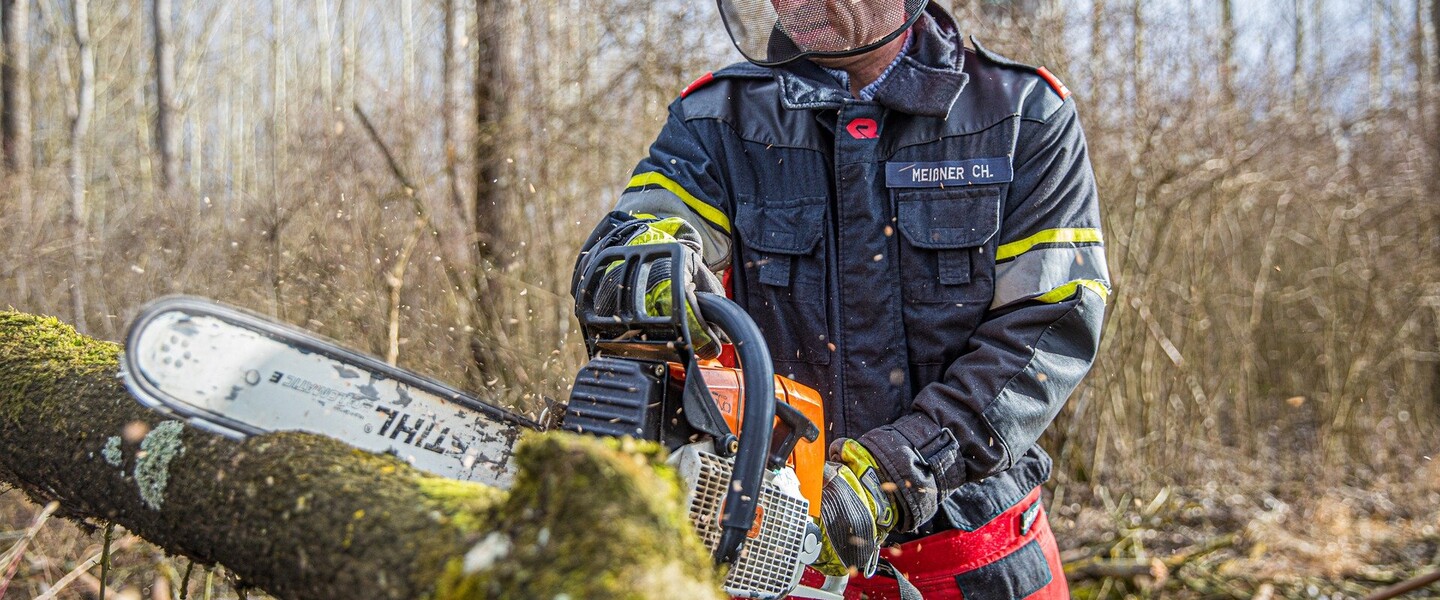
[584,4,1109,538]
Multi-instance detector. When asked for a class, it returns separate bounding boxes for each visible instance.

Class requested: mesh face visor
[718,0,928,66]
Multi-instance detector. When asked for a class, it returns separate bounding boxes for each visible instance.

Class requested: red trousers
[798,487,1069,600]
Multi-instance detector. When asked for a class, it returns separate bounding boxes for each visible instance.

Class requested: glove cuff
[858,414,961,532]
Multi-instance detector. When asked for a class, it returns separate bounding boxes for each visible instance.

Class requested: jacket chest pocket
[896,187,1002,304]
[735,195,831,364]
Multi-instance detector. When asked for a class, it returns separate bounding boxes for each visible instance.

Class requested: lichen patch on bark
[102,435,123,466]
[134,420,185,509]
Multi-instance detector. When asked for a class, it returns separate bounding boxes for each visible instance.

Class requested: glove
[813,438,900,578]
[600,216,725,358]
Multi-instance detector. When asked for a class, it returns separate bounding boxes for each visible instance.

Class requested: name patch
[885,158,1013,188]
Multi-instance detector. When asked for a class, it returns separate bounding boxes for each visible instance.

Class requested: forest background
[0,0,1437,598]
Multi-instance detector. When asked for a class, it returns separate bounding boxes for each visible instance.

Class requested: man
[574,0,1107,597]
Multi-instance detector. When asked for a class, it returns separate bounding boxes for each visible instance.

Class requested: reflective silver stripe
[991,245,1109,309]
[615,188,732,271]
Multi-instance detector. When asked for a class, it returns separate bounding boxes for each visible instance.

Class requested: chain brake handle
[574,243,778,565]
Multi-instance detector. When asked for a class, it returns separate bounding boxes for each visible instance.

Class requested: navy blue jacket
[582,4,1109,536]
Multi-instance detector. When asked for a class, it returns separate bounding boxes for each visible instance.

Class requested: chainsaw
[121,244,845,600]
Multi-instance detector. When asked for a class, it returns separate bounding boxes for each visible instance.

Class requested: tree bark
[1220,0,1236,108]
[0,311,722,600]
[470,0,522,391]
[1293,0,1307,107]
[68,0,94,333]
[152,0,178,193]
[2,0,32,221]
[443,0,467,224]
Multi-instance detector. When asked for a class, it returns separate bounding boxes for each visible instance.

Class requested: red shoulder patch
[1036,67,1072,100]
[681,72,716,98]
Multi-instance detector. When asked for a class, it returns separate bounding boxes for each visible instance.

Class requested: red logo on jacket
[846,118,879,140]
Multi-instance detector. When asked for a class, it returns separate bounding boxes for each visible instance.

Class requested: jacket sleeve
[860,97,1110,531]
[605,98,733,272]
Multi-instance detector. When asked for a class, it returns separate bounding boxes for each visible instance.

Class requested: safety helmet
[717,0,929,66]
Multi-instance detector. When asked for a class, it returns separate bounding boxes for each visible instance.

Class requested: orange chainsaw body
[671,359,827,518]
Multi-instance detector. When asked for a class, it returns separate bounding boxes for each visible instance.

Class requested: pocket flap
[736,197,826,255]
[897,188,1002,249]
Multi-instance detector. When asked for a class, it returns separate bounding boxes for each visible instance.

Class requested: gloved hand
[813,438,900,578]
[602,216,725,358]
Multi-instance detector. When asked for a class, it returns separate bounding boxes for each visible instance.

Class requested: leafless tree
[66,0,93,332]
[2,0,30,221]
[152,0,178,194]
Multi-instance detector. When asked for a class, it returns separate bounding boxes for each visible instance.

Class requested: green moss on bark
[433,435,723,600]
[0,311,722,599]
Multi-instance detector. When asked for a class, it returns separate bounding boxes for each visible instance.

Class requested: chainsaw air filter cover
[563,356,664,440]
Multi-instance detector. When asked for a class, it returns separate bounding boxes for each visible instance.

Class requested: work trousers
[800,487,1069,600]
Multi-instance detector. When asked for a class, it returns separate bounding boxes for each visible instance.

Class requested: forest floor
[1056,455,1440,599]
[2,457,1438,599]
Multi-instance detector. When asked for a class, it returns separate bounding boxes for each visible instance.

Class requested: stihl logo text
[374,407,470,455]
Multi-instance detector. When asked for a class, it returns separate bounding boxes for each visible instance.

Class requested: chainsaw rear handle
[574,243,776,565]
[693,292,776,565]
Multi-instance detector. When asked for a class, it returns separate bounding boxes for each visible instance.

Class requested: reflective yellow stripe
[626,172,732,233]
[996,228,1103,261]
[1034,279,1110,304]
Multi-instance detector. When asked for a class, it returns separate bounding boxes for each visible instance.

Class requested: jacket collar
[771,3,969,118]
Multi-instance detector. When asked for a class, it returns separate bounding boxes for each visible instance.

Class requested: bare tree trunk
[402,0,414,96]
[1,0,29,173]
[1425,0,1440,94]
[1088,0,1105,110]
[470,0,523,390]
[1130,0,1144,114]
[1220,0,1236,108]
[1418,0,1437,200]
[443,0,467,223]
[314,0,333,107]
[0,312,723,600]
[1311,0,1325,84]
[2,0,31,223]
[268,0,286,317]
[1370,1,1383,111]
[339,0,355,111]
[153,0,178,194]
[68,0,94,333]
[1292,0,1308,107]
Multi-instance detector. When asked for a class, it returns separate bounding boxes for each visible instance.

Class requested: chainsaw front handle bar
[694,291,776,565]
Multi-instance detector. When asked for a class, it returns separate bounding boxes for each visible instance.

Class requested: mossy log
[0,311,723,600]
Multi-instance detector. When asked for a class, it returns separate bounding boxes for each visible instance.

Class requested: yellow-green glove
[813,438,899,578]
[614,216,724,358]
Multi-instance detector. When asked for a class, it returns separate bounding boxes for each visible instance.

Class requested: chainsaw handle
[574,244,694,360]
[695,292,776,565]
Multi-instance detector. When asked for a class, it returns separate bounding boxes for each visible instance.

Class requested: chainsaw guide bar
[121,296,541,489]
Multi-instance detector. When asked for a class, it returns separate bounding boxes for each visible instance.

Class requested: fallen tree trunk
[0,311,723,600]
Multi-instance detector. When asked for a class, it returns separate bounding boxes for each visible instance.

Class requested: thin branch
[0,500,58,597]
[1363,569,1440,600]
